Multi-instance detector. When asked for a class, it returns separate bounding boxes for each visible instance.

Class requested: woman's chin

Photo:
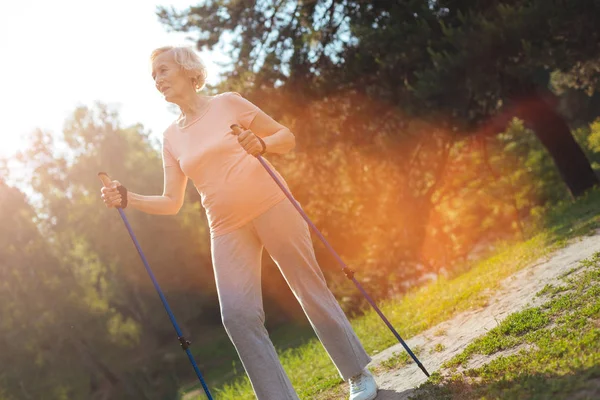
[162,92,182,105]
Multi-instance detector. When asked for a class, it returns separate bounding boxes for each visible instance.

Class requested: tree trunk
[519,92,599,198]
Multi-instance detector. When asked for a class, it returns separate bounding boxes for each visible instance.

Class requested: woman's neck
[178,92,208,118]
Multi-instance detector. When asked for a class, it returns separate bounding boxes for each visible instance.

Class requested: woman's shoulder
[162,120,179,139]
[213,91,257,110]
[212,91,244,101]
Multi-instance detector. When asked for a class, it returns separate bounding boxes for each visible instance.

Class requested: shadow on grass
[375,388,417,399]
[411,365,600,400]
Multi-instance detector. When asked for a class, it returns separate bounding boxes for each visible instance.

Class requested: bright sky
[0,0,227,160]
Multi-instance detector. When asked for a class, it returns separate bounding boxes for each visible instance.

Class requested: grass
[180,189,600,399]
[374,346,424,373]
[444,308,549,369]
[410,252,600,400]
[431,343,447,354]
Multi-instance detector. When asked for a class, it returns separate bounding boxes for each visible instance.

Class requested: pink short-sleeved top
[162,92,287,238]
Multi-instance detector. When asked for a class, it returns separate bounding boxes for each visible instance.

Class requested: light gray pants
[211,199,371,400]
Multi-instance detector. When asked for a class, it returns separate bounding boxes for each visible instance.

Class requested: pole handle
[98,172,113,187]
[230,124,244,136]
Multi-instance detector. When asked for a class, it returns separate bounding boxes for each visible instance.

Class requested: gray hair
[150,46,208,91]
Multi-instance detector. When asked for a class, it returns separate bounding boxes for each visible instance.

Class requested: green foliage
[0,183,95,399]
[496,118,570,205]
[587,119,600,155]
[161,0,600,201]
[157,0,600,287]
[160,0,600,123]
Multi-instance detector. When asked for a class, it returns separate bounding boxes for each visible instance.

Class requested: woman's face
[151,51,192,103]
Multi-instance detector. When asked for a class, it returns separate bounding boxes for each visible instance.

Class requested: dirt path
[368,233,600,400]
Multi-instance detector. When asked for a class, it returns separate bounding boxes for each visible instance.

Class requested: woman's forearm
[262,128,296,154]
[127,192,182,215]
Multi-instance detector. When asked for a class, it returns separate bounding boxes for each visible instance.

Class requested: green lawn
[411,253,600,400]
[180,190,600,399]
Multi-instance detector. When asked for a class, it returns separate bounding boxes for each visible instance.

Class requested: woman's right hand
[101,180,125,208]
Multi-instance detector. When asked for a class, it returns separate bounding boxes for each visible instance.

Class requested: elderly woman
[101,46,377,400]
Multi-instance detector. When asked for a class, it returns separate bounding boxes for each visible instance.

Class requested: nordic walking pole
[231,125,430,377]
[98,173,214,399]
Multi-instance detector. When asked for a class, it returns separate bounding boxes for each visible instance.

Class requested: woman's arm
[236,109,296,156]
[101,166,187,215]
[128,166,187,214]
[251,110,296,154]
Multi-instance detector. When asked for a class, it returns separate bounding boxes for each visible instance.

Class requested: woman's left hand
[236,128,266,157]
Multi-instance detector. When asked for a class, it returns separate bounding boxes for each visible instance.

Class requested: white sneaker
[349,369,378,400]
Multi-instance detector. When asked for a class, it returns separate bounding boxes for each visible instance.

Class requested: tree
[11,104,221,399]
[411,0,600,197]
[158,0,600,197]
[0,182,120,399]
[158,1,457,288]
